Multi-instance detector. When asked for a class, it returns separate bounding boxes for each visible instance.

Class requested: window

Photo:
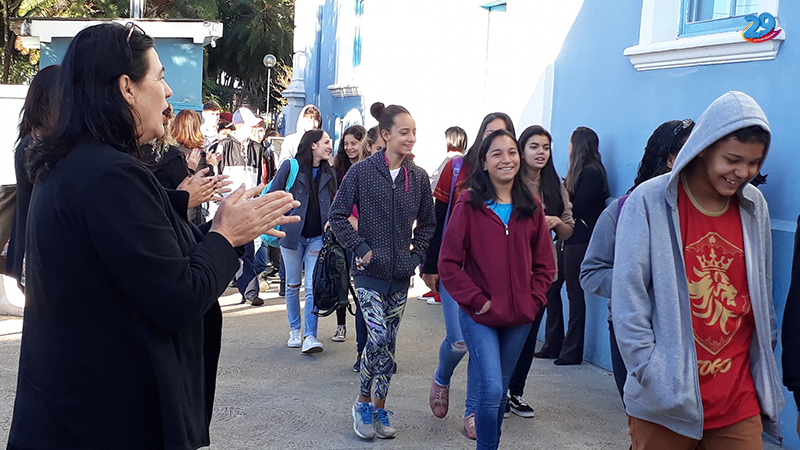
[681,0,759,36]
[623,0,782,71]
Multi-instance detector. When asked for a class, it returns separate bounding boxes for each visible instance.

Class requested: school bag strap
[260,159,300,247]
[443,156,463,232]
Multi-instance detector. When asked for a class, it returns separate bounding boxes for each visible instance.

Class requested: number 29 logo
[743,12,781,42]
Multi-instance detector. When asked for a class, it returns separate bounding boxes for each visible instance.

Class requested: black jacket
[783,214,800,408]
[565,166,609,245]
[329,151,435,294]
[7,140,240,450]
[140,144,205,225]
[6,136,32,284]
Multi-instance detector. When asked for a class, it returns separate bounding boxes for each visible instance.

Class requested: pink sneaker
[429,378,449,418]
[464,414,476,440]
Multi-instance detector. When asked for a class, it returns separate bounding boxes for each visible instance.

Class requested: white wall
[353,0,584,172]
[0,85,27,185]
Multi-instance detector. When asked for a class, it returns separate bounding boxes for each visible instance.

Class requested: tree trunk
[2,0,11,84]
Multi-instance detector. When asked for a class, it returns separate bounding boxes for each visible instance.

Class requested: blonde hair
[172,109,204,149]
[150,105,176,162]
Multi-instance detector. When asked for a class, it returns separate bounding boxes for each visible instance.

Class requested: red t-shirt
[433,158,470,205]
[678,180,760,430]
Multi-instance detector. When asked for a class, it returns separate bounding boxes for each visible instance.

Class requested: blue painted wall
[40,37,205,112]
[548,0,800,446]
[300,0,364,143]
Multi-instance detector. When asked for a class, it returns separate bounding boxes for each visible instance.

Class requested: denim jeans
[460,309,531,450]
[281,235,323,337]
[434,281,478,417]
[254,240,268,274]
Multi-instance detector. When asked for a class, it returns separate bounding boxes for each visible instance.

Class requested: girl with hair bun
[330,102,436,440]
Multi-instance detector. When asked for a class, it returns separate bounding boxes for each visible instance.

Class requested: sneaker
[504,401,511,418]
[429,378,449,418]
[464,414,476,440]
[248,295,264,306]
[353,355,361,373]
[301,335,324,354]
[373,408,396,439]
[508,394,535,418]
[426,293,441,305]
[352,400,375,439]
[417,290,435,301]
[332,325,347,342]
[287,330,301,348]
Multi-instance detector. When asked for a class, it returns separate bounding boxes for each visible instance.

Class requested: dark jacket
[217,135,264,185]
[267,159,336,250]
[329,151,436,294]
[565,166,609,245]
[6,136,32,283]
[7,140,240,450]
[783,214,800,407]
[439,192,556,327]
[139,144,205,225]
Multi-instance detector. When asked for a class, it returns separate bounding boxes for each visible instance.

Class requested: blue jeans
[254,240,268,274]
[460,309,531,450]
[281,235,323,337]
[434,281,478,417]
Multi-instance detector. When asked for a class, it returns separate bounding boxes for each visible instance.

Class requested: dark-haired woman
[268,129,336,353]
[424,112,515,439]
[6,65,60,293]
[334,124,367,185]
[7,23,300,450]
[330,102,435,440]
[535,126,609,365]
[579,119,693,401]
[505,125,574,418]
[439,130,556,450]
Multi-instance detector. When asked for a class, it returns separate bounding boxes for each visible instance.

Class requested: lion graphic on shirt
[686,233,748,355]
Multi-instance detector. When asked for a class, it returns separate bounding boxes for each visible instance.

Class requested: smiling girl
[330,102,435,440]
[439,130,555,449]
[612,92,783,449]
[334,124,367,185]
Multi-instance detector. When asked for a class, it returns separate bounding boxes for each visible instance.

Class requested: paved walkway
[0,277,783,449]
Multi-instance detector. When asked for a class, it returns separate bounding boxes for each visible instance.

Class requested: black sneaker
[353,355,361,372]
[508,394,535,418]
[504,401,511,418]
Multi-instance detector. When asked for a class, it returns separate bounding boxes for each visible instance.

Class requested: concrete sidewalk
[0,279,784,449]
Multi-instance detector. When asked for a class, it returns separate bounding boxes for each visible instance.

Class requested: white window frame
[624,0,784,71]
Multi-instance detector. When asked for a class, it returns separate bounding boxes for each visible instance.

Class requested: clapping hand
[210,184,300,247]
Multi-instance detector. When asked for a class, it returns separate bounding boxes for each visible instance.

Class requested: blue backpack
[260,159,299,248]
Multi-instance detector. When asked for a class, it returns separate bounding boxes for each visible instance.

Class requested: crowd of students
[4,21,800,450]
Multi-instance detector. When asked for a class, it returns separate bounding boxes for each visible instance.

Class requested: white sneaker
[287,329,301,348]
[302,335,324,354]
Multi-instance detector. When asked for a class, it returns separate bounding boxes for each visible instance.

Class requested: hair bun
[370,102,386,121]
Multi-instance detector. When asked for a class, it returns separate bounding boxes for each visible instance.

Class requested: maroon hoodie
[439,191,556,327]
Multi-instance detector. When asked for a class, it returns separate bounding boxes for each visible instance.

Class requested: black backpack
[312,229,356,317]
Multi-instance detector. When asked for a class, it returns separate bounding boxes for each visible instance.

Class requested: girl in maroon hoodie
[439,130,556,449]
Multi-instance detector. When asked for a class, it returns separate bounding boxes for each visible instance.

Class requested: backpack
[312,229,356,317]
[260,159,299,248]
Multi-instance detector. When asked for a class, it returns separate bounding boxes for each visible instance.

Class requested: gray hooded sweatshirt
[611,91,783,440]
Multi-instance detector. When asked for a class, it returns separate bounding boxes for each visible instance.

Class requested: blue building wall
[300,0,364,144]
[40,37,205,112]
[548,0,799,446]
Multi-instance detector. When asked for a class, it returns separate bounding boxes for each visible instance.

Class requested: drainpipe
[130,0,145,19]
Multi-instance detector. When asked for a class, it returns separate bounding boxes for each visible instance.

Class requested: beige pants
[628,415,763,450]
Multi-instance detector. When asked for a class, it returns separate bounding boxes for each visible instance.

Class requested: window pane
[735,0,758,16]
[690,0,733,22]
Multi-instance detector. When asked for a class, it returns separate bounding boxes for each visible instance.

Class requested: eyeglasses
[124,21,145,42]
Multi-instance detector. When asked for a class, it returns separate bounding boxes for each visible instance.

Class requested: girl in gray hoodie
[612,91,783,449]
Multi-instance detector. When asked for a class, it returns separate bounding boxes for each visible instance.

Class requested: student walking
[268,129,336,353]
[506,125,574,418]
[783,214,800,439]
[330,102,435,440]
[423,113,515,439]
[535,126,609,365]
[580,119,693,401]
[439,129,556,449]
[613,91,783,449]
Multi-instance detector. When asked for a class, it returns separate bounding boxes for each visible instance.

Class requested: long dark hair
[333,124,366,183]
[518,125,564,217]
[296,129,336,206]
[629,119,694,193]
[464,112,516,171]
[564,127,609,196]
[18,64,60,144]
[27,22,155,182]
[467,130,536,218]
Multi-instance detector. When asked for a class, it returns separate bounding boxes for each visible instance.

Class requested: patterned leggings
[356,287,408,400]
